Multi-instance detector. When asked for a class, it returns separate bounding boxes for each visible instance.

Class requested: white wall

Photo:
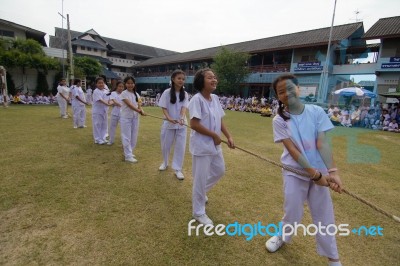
[7,67,57,95]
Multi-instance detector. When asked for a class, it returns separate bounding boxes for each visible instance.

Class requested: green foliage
[52,71,63,95]
[35,72,49,95]
[13,39,45,56]
[74,56,102,78]
[0,39,59,73]
[211,47,250,95]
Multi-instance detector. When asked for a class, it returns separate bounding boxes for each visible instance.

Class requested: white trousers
[192,151,225,216]
[109,114,120,144]
[92,112,108,143]
[281,175,339,259]
[160,127,187,170]
[57,97,67,116]
[120,117,139,159]
[73,105,86,127]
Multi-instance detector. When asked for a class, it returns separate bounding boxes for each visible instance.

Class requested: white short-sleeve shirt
[273,104,334,181]
[57,85,70,99]
[92,88,108,114]
[120,90,140,119]
[188,93,225,156]
[110,91,122,117]
[158,88,189,129]
[73,86,86,106]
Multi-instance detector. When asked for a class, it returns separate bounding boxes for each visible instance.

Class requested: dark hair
[170,69,186,104]
[193,68,213,92]
[272,74,299,121]
[95,77,104,84]
[115,81,124,91]
[124,76,138,103]
[73,78,81,85]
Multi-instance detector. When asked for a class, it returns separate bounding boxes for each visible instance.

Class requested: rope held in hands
[146,113,400,223]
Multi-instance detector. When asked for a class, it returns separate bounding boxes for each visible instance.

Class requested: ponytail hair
[272,74,299,121]
[169,69,186,104]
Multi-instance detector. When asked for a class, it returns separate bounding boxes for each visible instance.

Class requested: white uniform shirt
[120,90,140,119]
[273,104,334,181]
[70,86,78,107]
[57,85,70,99]
[73,86,86,106]
[188,93,225,156]
[110,91,122,117]
[158,88,189,129]
[92,88,108,114]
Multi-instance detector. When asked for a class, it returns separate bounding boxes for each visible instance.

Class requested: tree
[0,39,59,74]
[74,56,102,78]
[211,47,250,95]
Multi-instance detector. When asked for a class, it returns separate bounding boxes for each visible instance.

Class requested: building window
[0,30,14,38]
[94,48,98,52]
[81,46,86,50]
[87,47,92,51]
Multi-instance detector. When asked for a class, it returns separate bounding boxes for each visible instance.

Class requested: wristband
[312,171,322,181]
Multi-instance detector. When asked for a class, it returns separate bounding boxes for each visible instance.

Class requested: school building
[48,28,178,80]
[132,16,400,104]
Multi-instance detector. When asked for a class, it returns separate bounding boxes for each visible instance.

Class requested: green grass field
[0,105,399,265]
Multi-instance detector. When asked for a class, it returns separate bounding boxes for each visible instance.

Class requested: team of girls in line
[88,76,146,161]
[63,71,344,265]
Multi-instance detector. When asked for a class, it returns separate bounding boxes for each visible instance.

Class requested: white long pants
[160,127,187,170]
[92,112,108,143]
[73,105,86,127]
[57,97,67,117]
[72,105,78,127]
[109,114,120,144]
[120,117,139,160]
[281,175,339,259]
[192,151,225,216]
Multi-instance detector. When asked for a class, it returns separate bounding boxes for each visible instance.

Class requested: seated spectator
[260,105,272,117]
[381,109,391,123]
[372,116,384,130]
[351,106,361,126]
[330,110,341,126]
[364,109,377,128]
[341,112,352,127]
[327,104,335,118]
[384,119,399,132]
[13,92,26,104]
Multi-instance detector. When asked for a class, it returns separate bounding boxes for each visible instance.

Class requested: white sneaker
[159,163,167,171]
[193,214,213,225]
[132,154,136,158]
[205,195,208,204]
[175,170,184,180]
[125,157,138,163]
[265,236,284,252]
[106,142,113,145]
[97,141,107,145]
[73,125,78,129]
[62,115,69,119]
